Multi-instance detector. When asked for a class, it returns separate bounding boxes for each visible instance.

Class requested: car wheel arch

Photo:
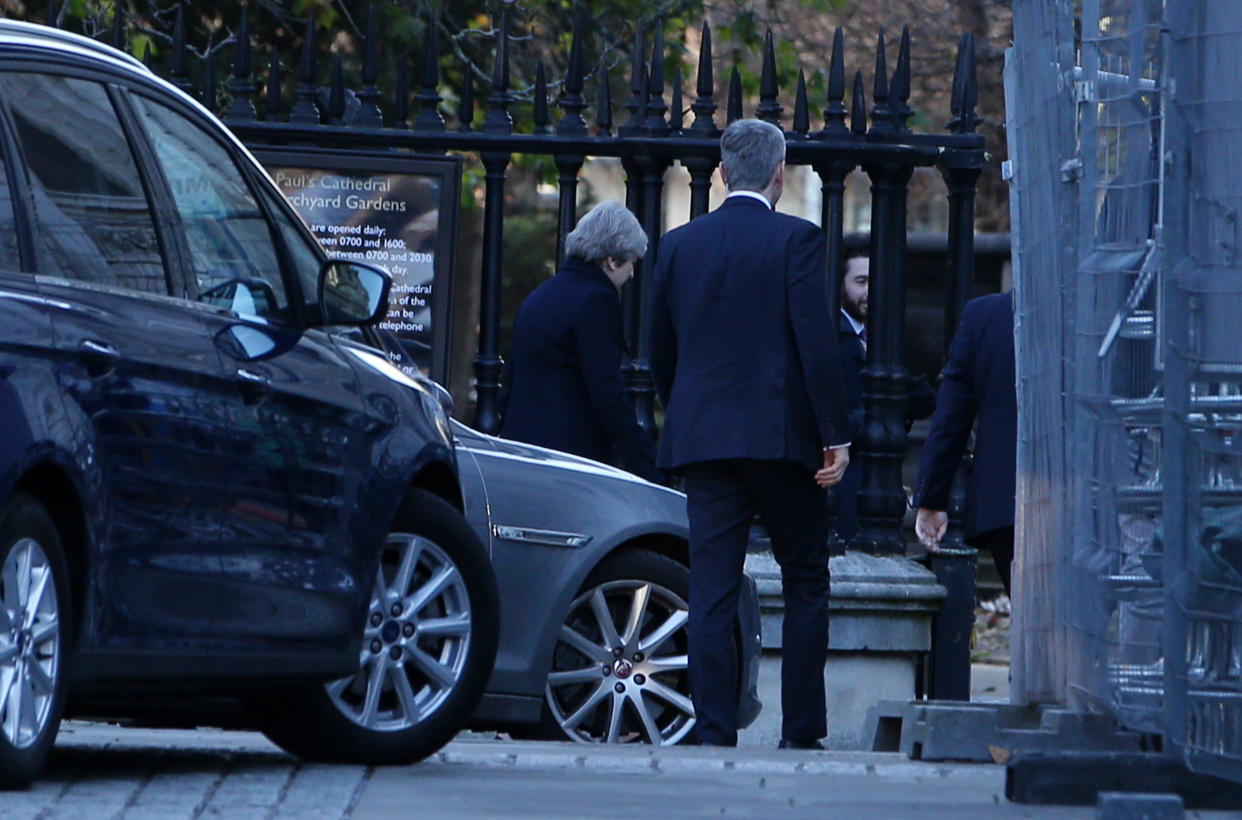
[14,463,87,647]
[408,460,464,513]
[527,532,690,683]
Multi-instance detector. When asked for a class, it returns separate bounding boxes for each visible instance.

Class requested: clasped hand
[915,508,948,551]
[814,447,849,488]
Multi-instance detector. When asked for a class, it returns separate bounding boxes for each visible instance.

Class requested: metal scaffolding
[1009,0,1242,786]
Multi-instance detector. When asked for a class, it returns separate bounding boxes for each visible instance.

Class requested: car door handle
[234,368,272,405]
[79,339,120,378]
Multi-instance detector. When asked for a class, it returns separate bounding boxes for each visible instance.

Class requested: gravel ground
[972,595,1011,664]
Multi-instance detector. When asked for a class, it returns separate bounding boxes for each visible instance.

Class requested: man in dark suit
[832,250,869,544]
[832,250,936,544]
[912,291,1016,596]
[649,119,852,749]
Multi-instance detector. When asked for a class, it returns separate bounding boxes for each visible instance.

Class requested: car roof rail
[0,19,146,72]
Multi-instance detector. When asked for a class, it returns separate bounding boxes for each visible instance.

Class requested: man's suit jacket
[649,196,850,471]
[912,291,1016,538]
[837,312,866,438]
[832,312,867,540]
[500,257,661,482]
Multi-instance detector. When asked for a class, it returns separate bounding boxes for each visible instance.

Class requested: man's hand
[915,508,948,551]
[815,446,849,488]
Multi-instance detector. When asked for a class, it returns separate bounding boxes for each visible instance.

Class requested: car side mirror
[318,259,391,326]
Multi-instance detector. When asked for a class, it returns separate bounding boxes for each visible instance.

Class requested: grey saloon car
[354,330,763,745]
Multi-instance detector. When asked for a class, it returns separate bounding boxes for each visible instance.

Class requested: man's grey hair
[720,119,786,192]
[564,200,649,264]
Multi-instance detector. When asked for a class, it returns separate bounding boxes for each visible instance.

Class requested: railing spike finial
[44,0,55,28]
[793,68,809,136]
[169,5,193,94]
[483,9,513,133]
[459,59,475,131]
[727,64,743,124]
[355,3,383,128]
[290,13,322,125]
[869,30,892,133]
[558,11,588,136]
[110,6,125,50]
[620,22,646,135]
[643,19,669,134]
[596,66,613,135]
[947,31,981,134]
[394,54,410,127]
[204,51,218,113]
[225,6,257,122]
[949,32,966,124]
[756,28,782,125]
[690,20,717,135]
[233,5,252,79]
[534,61,550,131]
[363,4,378,86]
[963,32,981,133]
[889,25,913,131]
[821,26,847,135]
[493,9,509,91]
[327,54,346,124]
[671,65,684,132]
[414,10,445,130]
[265,53,283,122]
[648,20,665,95]
[141,41,151,69]
[850,69,867,135]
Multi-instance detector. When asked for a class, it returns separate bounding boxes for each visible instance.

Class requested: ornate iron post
[473,11,512,435]
[850,31,914,556]
[927,32,986,700]
[626,22,670,438]
[554,18,588,268]
[817,29,859,553]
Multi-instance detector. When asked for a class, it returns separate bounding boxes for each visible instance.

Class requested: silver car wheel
[0,537,60,750]
[546,578,695,745]
[325,533,472,733]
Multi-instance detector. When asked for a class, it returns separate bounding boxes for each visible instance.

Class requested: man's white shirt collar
[726,190,774,209]
[841,309,865,337]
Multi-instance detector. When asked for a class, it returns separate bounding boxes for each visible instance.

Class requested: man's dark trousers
[684,459,830,747]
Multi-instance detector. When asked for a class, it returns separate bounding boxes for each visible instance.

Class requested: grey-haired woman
[499,201,662,483]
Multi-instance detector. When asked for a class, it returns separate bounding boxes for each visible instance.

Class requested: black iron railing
[70,6,984,560]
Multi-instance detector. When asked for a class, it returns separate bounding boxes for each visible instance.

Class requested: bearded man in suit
[649,119,852,749]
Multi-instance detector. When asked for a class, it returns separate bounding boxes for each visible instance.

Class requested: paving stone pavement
[1,722,1234,820]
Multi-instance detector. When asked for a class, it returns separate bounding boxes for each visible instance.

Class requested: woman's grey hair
[564,200,648,264]
[720,119,786,192]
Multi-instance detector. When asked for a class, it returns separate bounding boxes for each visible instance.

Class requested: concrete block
[1007,751,1242,809]
[828,655,917,750]
[1096,792,1184,820]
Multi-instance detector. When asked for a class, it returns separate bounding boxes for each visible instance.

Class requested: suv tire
[0,493,70,789]
[253,489,498,764]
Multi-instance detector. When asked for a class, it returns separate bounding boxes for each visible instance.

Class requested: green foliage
[498,209,558,360]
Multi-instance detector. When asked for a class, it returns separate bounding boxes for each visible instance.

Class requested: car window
[0,73,164,292]
[129,95,290,321]
[258,184,322,305]
[0,131,20,271]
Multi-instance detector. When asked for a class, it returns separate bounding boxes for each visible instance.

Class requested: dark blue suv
[0,21,497,787]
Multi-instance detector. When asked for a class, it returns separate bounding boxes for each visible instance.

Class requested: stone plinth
[742,549,946,749]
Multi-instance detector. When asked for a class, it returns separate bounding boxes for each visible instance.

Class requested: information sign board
[254,147,461,382]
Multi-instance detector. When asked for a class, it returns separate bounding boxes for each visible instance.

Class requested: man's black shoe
[778,739,825,750]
